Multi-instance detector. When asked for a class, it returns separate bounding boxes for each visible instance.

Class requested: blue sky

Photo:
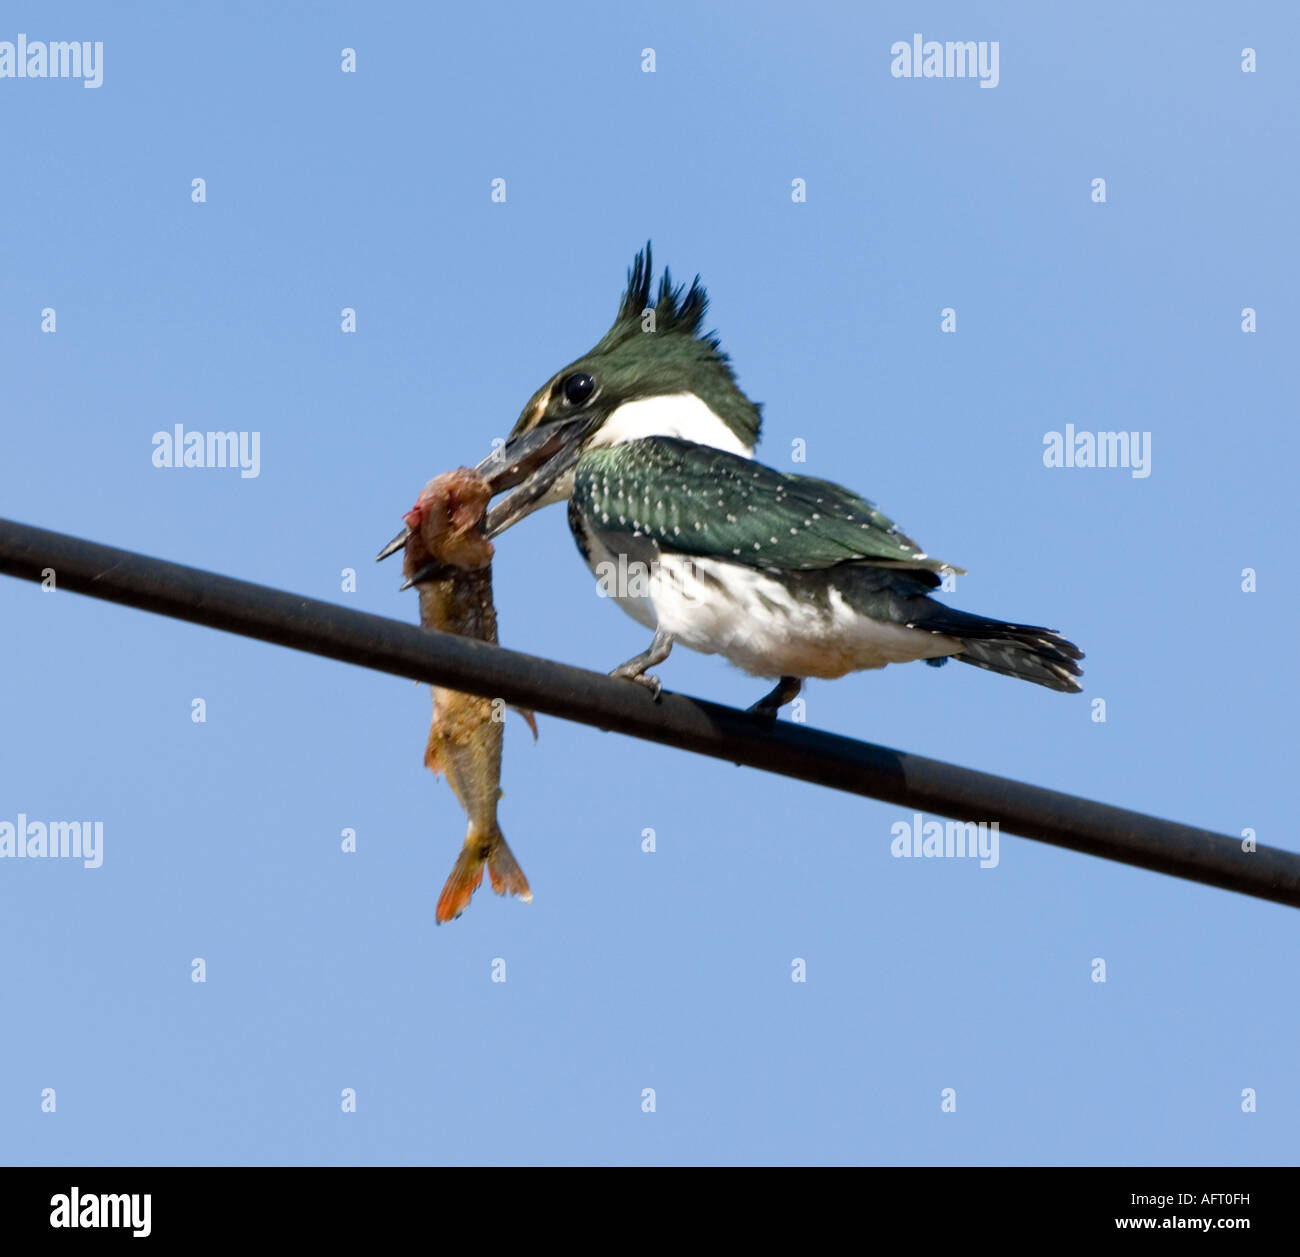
[1,1,1296,1165]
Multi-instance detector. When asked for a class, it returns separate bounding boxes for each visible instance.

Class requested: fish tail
[435,845,486,924]
[434,825,531,923]
[485,826,533,904]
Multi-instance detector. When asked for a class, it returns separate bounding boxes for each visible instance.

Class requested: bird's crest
[594,243,716,352]
[554,242,764,451]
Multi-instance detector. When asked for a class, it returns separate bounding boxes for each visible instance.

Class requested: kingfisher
[381,246,1082,713]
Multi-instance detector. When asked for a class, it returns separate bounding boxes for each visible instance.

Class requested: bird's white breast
[583,534,959,679]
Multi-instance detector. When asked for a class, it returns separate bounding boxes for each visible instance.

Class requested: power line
[2,515,1294,909]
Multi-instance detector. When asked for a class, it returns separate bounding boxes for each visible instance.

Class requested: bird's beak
[375,411,598,562]
[478,412,598,537]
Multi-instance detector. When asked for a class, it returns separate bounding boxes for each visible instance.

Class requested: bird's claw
[608,628,672,700]
[610,665,662,701]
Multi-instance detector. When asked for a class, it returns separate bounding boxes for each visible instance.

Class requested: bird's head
[482,244,762,533]
[378,244,762,564]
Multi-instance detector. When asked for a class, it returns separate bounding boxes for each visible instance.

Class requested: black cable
[1,516,1294,908]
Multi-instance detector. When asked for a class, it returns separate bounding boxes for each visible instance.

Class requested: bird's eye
[562,372,596,406]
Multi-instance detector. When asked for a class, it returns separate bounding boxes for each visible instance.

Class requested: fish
[400,467,537,923]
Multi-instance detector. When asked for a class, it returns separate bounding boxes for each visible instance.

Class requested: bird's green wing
[572,438,963,573]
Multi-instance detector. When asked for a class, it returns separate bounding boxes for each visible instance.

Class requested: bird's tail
[912,606,1084,693]
[435,824,532,924]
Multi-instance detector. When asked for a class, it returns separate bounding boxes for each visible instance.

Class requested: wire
[2,515,1295,909]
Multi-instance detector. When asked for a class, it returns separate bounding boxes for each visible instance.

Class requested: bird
[381,245,1082,714]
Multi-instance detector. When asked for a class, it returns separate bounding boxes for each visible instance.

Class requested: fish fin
[435,846,486,924]
[486,828,533,904]
[424,723,442,775]
[512,707,539,741]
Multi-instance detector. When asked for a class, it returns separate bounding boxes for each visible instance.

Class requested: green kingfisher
[381,246,1082,713]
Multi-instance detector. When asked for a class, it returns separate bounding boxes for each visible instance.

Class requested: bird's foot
[609,628,673,701]
[748,675,803,718]
[610,666,662,700]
